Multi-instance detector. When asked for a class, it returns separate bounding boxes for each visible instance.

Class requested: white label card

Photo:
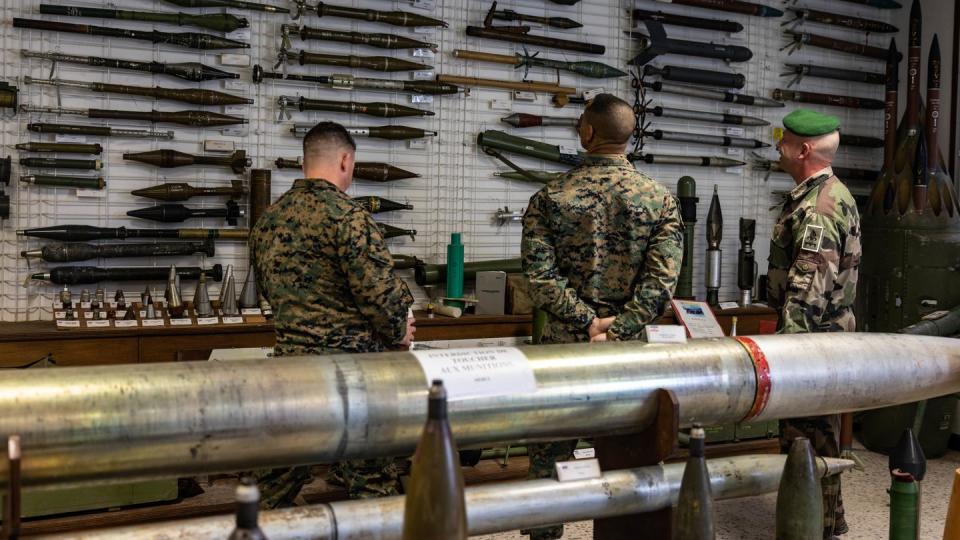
[558,145,578,156]
[241,308,262,315]
[410,0,436,11]
[410,94,433,104]
[220,54,250,67]
[412,347,537,400]
[170,318,193,326]
[718,301,740,310]
[115,319,139,328]
[56,320,81,328]
[87,320,111,328]
[556,458,602,482]
[197,317,220,325]
[573,448,596,459]
[54,311,65,319]
[726,127,745,137]
[412,70,435,81]
[645,325,688,344]
[142,319,165,326]
[54,134,86,143]
[222,316,245,324]
[412,48,435,58]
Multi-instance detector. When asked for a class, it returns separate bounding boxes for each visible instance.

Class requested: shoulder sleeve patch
[800,224,824,252]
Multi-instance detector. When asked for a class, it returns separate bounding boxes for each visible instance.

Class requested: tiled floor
[475,443,960,539]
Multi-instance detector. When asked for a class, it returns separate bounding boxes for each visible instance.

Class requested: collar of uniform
[582,154,631,167]
[788,166,834,201]
[293,178,339,192]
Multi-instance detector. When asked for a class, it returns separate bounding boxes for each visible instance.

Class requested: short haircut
[303,121,356,159]
[584,93,635,144]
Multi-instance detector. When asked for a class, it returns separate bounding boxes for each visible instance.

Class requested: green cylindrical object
[673,425,715,539]
[477,130,583,167]
[494,170,563,184]
[15,142,102,154]
[415,257,522,286]
[676,176,698,298]
[775,437,823,539]
[19,157,101,170]
[445,233,465,309]
[889,470,919,539]
[532,308,548,344]
[20,174,104,189]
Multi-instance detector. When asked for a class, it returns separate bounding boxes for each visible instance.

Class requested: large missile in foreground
[0,334,957,489]
[35,455,854,540]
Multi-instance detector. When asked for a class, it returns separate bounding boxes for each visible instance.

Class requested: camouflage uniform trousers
[780,414,848,538]
[521,440,578,540]
[255,457,410,509]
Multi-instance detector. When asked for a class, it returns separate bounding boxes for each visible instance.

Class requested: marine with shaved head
[519,94,683,540]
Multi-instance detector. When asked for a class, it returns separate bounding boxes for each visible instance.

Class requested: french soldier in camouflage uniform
[520,94,684,539]
[250,121,415,508]
[767,109,861,538]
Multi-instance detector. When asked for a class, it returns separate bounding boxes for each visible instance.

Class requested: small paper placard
[727,107,746,116]
[221,127,248,138]
[56,320,81,328]
[139,311,147,318]
[408,139,428,150]
[573,448,596,459]
[726,147,744,157]
[116,310,127,319]
[227,27,251,41]
[410,0,436,10]
[223,80,246,92]
[83,312,94,319]
[512,91,536,101]
[52,301,63,309]
[170,318,193,326]
[241,308,262,315]
[220,54,250,67]
[54,311,65,319]
[80,301,92,309]
[645,325,688,344]
[582,88,605,100]
[413,26,436,34]
[141,319,165,327]
[489,99,512,111]
[412,347,537,400]
[54,134,86,143]
[222,316,245,324]
[410,94,433,104]
[670,299,725,339]
[412,70,434,80]
[87,320,111,328]
[197,317,220,325]
[556,458,601,482]
[224,105,247,116]
[115,319,139,328]
[412,48,435,58]
[558,145,578,156]
[718,301,740,311]
[726,127,745,137]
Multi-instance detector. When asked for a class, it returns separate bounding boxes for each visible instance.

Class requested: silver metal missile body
[0,334,957,489]
[34,455,854,540]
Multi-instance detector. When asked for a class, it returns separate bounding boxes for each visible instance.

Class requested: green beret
[782,109,840,137]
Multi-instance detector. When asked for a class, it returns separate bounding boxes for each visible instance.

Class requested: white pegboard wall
[0,0,894,321]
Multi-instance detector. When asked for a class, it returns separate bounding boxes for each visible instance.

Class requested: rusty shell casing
[293,25,437,50]
[123,149,250,174]
[131,180,246,202]
[464,26,604,55]
[296,51,431,71]
[312,3,447,27]
[22,240,215,263]
[353,162,419,182]
[789,31,897,61]
[38,5,249,33]
[20,174,104,189]
[12,18,249,50]
[378,222,416,240]
[19,157,101,170]
[88,109,246,127]
[14,142,102,154]
[287,96,433,118]
[789,8,898,33]
[352,196,413,214]
[249,169,271,225]
[772,89,885,110]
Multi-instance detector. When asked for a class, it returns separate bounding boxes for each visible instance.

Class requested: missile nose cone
[776,437,824,538]
[889,428,926,481]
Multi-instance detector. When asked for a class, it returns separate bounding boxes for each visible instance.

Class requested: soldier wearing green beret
[768,109,861,538]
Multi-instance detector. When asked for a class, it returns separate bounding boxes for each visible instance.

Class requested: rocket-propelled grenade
[705,185,723,306]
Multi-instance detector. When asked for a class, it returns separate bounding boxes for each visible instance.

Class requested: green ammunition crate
[2,479,178,519]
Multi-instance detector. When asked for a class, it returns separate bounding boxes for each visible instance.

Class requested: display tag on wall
[413,26,436,35]
[573,448,596,459]
[489,99,512,111]
[718,301,740,310]
[197,317,219,325]
[412,48,435,58]
[142,319,165,327]
[87,319,110,328]
[222,316,244,324]
[558,145,578,156]
[220,54,250,67]
[224,105,247,116]
[412,347,537,400]
[221,127,248,138]
[410,0,436,10]
[227,27,251,41]
[54,134,86,143]
[408,139,428,149]
[725,166,744,175]
[56,320,80,328]
[726,127,745,137]
[54,311,65,319]
[556,458,601,482]
[727,107,746,116]
[241,308,262,316]
[512,91,536,101]
[223,80,246,92]
[170,318,193,326]
[115,319,138,328]
[76,188,107,199]
[204,140,236,153]
[412,70,435,81]
[726,148,744,157]
[411,94,434,104]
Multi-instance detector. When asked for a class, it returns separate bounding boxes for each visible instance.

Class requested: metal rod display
[0,333,956,489]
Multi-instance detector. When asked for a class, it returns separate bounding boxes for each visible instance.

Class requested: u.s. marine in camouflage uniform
[520,94,683,540]
[767,109,861,538]
[250,121,415,508]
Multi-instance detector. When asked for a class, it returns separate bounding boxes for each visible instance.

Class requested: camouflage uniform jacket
[521,154,684,343]
[767,167,861,333]
[250,178,413,356]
